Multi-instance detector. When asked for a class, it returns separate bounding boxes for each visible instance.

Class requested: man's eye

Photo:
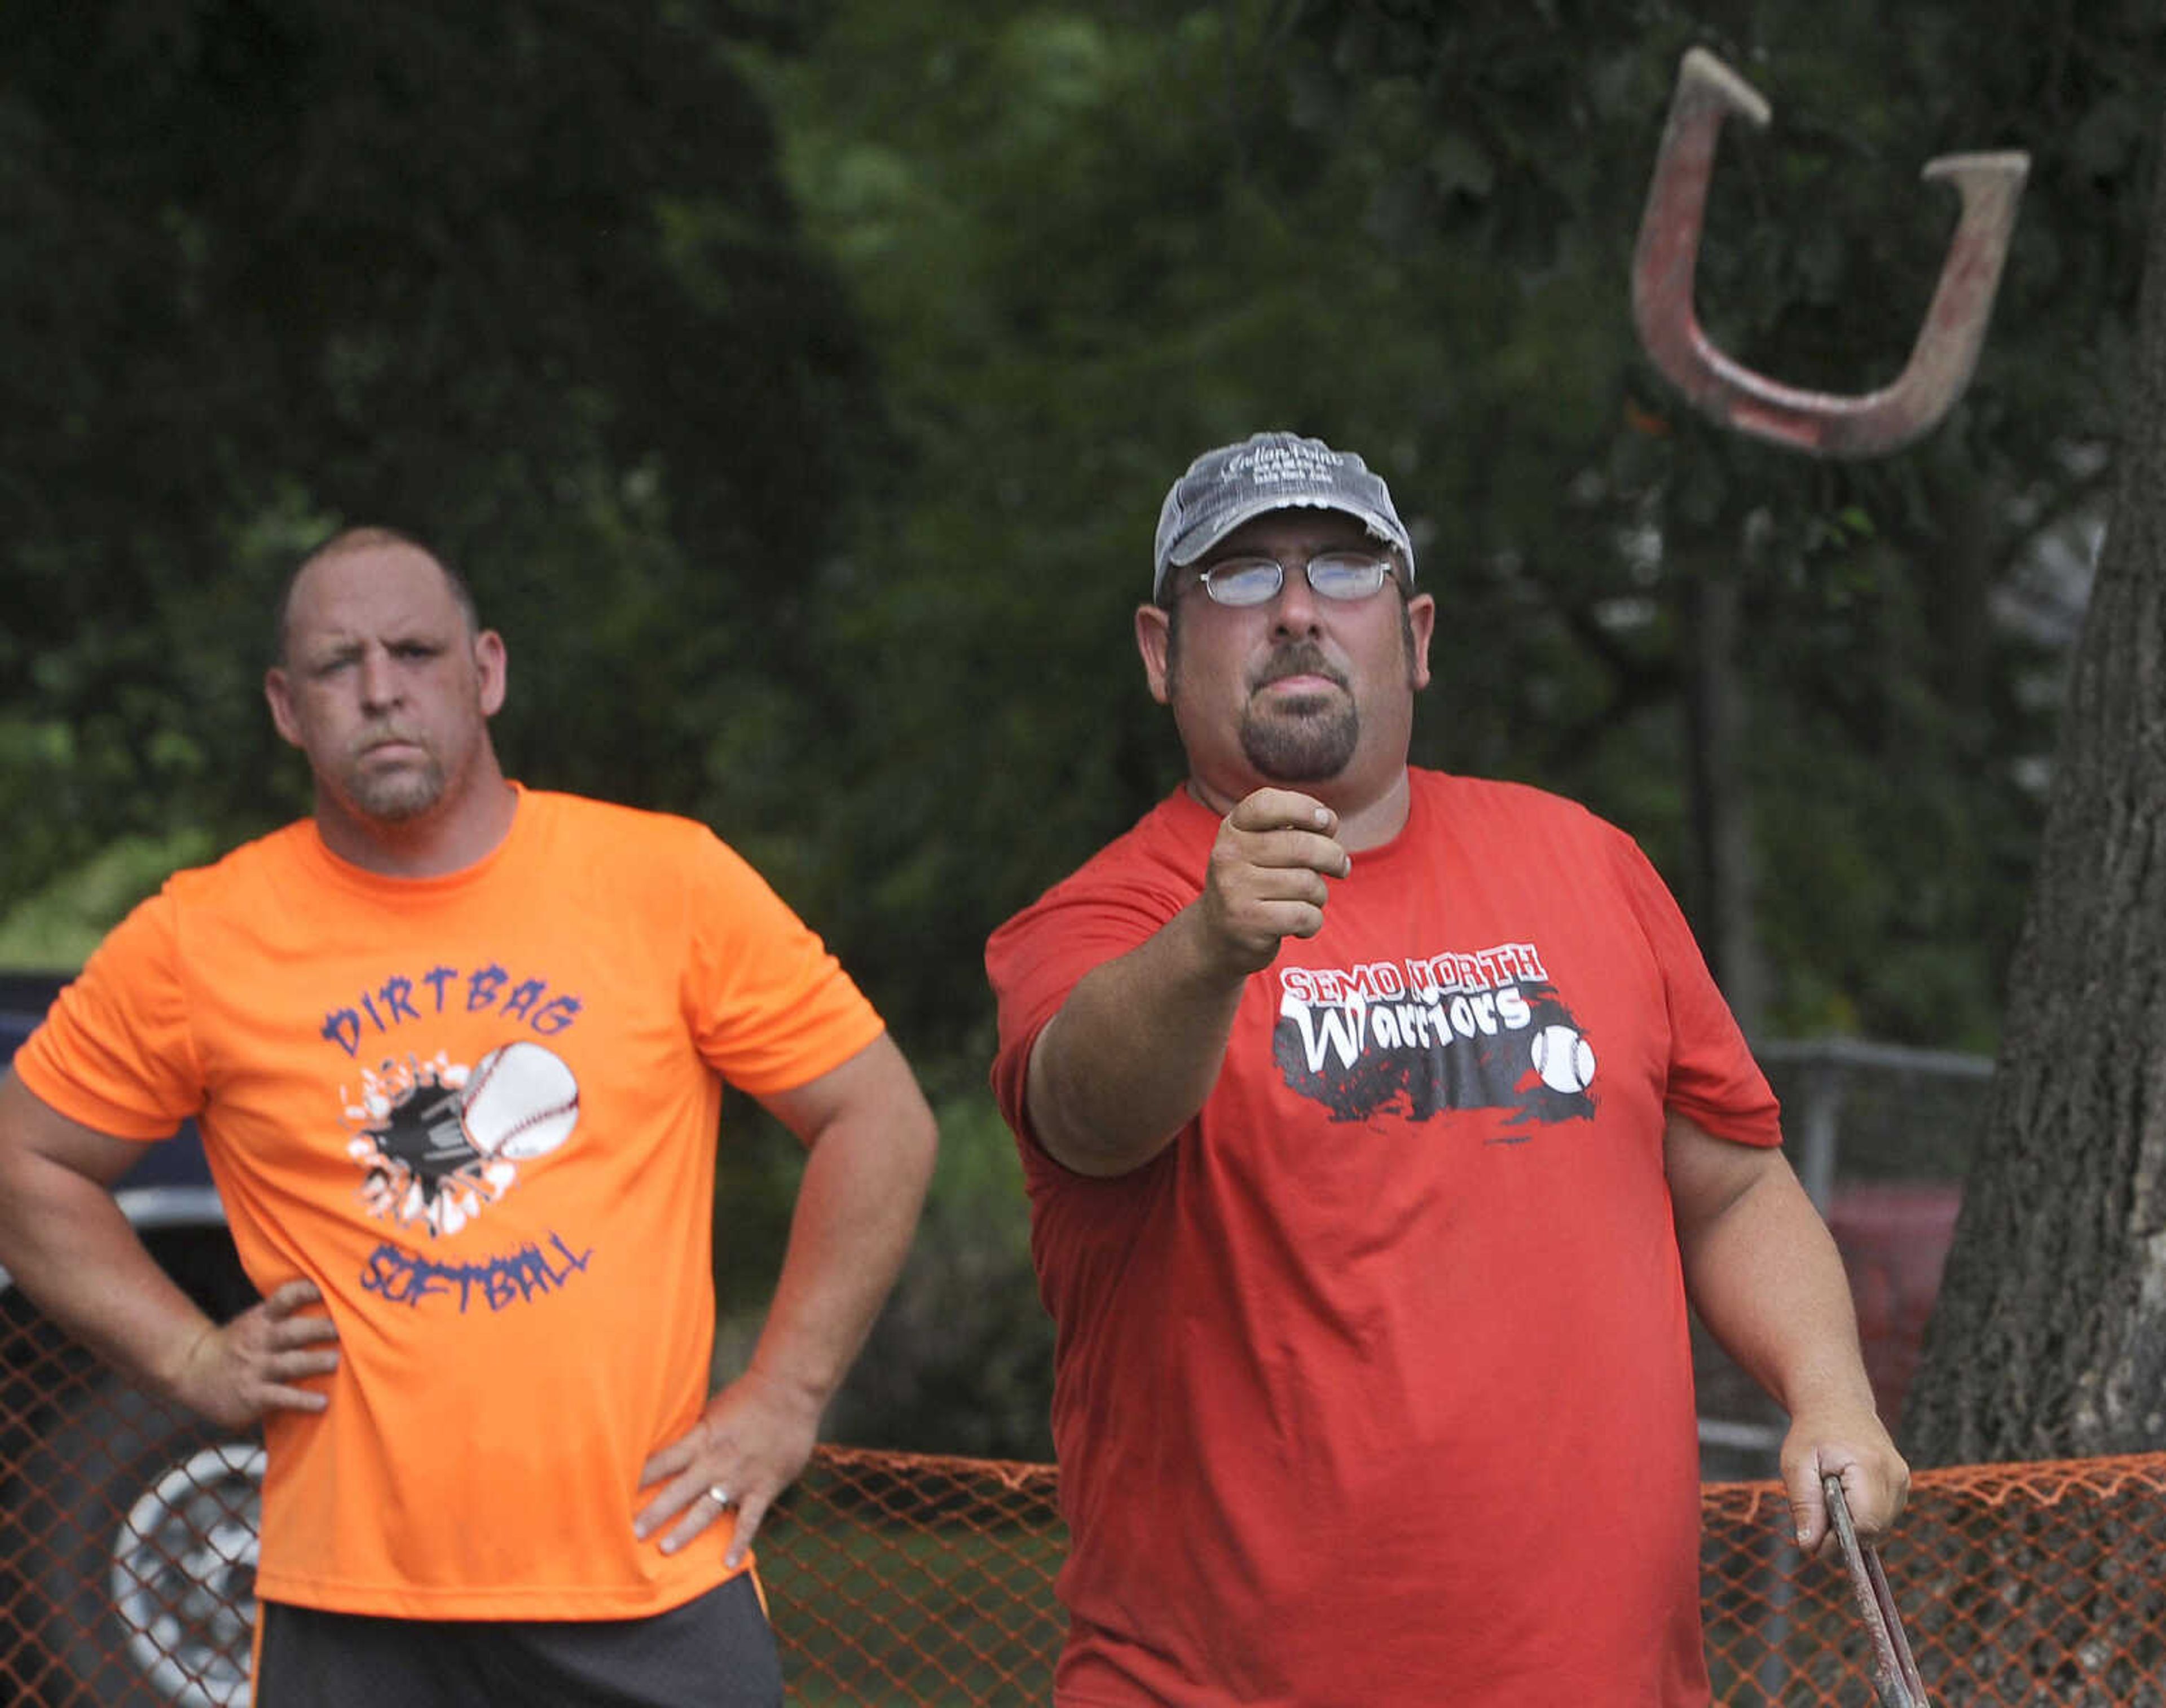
[1308,556,1389,596]
[1203,561,1283,604]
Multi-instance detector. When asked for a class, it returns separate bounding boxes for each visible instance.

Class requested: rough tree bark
[1903,127,2166,1467]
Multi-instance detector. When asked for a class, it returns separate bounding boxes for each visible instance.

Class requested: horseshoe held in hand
[1631,47,2029,458]
[1824,1473,1931,1707]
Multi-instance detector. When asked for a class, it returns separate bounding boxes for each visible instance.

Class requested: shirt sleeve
[1614,834,1783,1148]
[680,829,886,1097]
[10,890,204,1141]
[983,867,1190,1153]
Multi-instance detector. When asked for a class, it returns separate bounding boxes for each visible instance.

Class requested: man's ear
[1405,592,1436,692]
[265,667,303,749]
[1135,605,1174,706]
[475,629,508,716]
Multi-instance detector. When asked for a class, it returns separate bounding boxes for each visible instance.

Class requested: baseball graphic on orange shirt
[460,1041,581,1160]
[346,1042,581,1236]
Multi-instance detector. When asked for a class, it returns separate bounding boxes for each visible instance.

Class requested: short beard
[1240,691,1358,781]
[341,746,447,822]
[349,768,445,822]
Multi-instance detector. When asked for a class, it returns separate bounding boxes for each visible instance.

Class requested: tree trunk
[1903,128,2166,1467]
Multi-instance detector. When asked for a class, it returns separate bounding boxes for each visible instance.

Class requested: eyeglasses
[1190,552,1397,608]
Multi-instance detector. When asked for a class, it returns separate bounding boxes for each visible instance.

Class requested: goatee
[1240,643,1357,781]
[1240,703,1359,781]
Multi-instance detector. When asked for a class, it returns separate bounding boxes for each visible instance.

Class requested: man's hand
[166,1279,341,1430]
[1196,789,1351,975]
[1665,1116,1910,1559]
[1023,787,1353,1177]
[632,1035,930,1567]
[633,1367,823,1570]
[1781,1408,1910,1557]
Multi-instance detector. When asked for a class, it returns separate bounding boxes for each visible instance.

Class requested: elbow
[1029,1097,1174,1179]
[873,1084,938,1214]
[904,1098,939,1187]
[1024,1014,1183,1178]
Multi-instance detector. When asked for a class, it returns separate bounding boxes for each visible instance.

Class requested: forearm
[1027,903,1248,1175]
[742,1100,936,1415]
[1670,1124,1908,1544]
[0,1148,217,1403]
[1678,1160,1876,1418]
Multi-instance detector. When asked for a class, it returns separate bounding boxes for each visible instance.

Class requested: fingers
[719,1490,769,1569]
[635,1385,816,1569]
[168,1279,341,1428]
[262,1278,327,1318]
[1786,1464,1833,1557]
[1223,794,1350,882]
[634,1434,764,1566]
[1203,857,1331,939]
[1220,830,1350,886]
[1225,789,1342,845]
[1202,791,1351,969]
[253,1280,341,1404]
[1784,1435,1909,1557]
[635,1430,719,1554]
[642,1480,772,1569]
[258,1379,333,1415]
[261,1343,341,1397]
[1837,1449,1909,1540]
[632,1474,719,1559]
[261,1292,341,1353]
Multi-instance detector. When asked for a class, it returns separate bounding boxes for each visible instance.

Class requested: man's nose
[1270,563,1326,633]
[357,647,401,708]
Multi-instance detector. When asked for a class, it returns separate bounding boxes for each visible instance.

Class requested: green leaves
[6,0,2160,1060]
[0,0,883,943]
[751,0,2161,1055]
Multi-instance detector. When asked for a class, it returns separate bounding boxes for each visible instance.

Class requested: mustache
[1251,644,1348,693]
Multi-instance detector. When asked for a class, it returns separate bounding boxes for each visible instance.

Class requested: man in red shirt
[987,432,1906,1706]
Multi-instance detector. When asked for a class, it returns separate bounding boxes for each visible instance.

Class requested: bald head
[263,527,512,870]
[274,528,479,669]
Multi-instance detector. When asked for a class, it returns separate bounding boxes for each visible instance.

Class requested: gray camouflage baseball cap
[1152,430,1415,600]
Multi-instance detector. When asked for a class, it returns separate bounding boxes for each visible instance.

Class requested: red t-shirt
[15,786,886,1619]
[986,771,1780,1706]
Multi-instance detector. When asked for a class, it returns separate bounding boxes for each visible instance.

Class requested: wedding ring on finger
[706,1484,735,1509]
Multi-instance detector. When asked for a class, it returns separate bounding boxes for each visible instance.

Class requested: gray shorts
[253,1574,783,1708]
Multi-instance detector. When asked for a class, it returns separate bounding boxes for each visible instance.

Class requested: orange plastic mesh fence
[6,1298,2165,1706]
[1696,1458,2166,1706]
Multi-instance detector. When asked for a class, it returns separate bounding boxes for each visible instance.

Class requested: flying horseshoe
[1631,47,2029,458]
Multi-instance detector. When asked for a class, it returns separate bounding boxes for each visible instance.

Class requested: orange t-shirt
[14,786,886,1619]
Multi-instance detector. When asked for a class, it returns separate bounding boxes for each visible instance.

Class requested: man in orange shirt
[985,431,1908,1705]
[0,528,937,1706]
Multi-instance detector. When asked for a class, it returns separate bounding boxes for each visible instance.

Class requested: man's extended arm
[635,1030,936,1566]
[1665,1110,1909,1552]
[1025,789,1349,1177]
[0,1069,340,1428]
